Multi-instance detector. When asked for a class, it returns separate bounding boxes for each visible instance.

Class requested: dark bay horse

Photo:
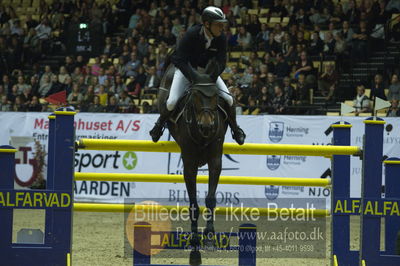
[157,64,229,265]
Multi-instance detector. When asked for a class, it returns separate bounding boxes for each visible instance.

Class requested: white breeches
[166,68,234,111]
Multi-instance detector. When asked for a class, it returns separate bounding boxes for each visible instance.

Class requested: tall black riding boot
[149,110,172,142]
[227,105,246,145]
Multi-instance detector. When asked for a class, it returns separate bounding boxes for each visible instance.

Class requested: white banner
[1,112,399,208]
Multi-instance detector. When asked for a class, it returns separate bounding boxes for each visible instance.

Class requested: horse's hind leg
[183,159,202,266]
[204,155,222,249]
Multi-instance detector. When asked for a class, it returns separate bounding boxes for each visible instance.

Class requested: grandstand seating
[0,0,398,116]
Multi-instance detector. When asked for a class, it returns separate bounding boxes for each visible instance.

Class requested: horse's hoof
[190,234,201,247]
[203,237,217,251]
[203,228,217,251]
[190,250,202,266]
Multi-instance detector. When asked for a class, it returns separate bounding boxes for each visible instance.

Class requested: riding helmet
[201,6,227,23]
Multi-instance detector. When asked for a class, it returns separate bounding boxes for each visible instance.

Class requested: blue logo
[266,155,281,170]
[265,185,279,200]
[269,122,284,143]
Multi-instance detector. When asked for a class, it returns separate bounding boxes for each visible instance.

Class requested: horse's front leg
[204,154,222,249]
[183,159,202,266]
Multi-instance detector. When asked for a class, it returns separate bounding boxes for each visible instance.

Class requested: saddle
[158,64,227,124]
[170,90,227,125]
[191,83,218,97]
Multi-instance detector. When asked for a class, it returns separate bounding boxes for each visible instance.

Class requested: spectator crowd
[0,0,399,116]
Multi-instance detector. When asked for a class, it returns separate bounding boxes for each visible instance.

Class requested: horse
[157,63,229,266]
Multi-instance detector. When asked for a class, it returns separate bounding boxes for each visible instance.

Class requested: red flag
[45,90,67,105]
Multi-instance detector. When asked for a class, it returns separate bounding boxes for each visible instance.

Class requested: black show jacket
[171,24,227,83]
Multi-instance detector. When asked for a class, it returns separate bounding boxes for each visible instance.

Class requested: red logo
[14,147,39,187]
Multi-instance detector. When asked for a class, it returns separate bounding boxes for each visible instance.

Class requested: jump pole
[76,139,361,157]
[74,172,331,187]
[73,202,330,217]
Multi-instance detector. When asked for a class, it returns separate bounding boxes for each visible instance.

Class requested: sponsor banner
[1,113,399,207]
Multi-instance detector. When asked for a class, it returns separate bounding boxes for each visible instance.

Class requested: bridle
[184,83,220,146]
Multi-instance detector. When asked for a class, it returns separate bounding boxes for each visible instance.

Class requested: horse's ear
[205,59,217,75]
[205,58,220,82]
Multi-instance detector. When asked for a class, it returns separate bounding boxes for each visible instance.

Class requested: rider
[149,6,246,145]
